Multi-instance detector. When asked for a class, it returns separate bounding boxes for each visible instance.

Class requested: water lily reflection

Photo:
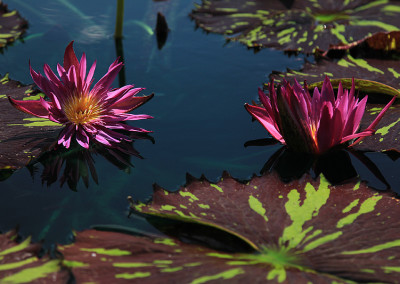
[28,133,153,191]
[245,139,390,189]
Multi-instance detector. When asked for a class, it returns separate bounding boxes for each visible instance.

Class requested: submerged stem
[114,0,125,39]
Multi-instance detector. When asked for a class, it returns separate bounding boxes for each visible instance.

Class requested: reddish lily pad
[309,78,400,98]
[60,228,349,283]
[0,74,62,171]
[126,173,400,283]
[0,3,27,49]
[0,229,68,283]
[190,0,400,53]
[270,54,400,92]
[328,31,400,56]
[354,104,400,152]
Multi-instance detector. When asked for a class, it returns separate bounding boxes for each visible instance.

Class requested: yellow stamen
[310,123,318,143]
[63,94,102,125]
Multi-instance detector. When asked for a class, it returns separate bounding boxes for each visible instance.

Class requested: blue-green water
[1,0,398,246]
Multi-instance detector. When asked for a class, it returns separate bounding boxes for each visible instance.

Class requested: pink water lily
[245,76,395,155]
[9,41,153,149]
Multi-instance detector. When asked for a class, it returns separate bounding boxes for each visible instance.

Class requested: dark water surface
[1,0,398,246]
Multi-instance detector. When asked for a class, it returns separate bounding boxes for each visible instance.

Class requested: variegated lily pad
[355,104,400,152]
[0,2,27,49]
[123,173,400,283]
[190,0,400,53]
[60,228,348,283]
[0,74,61,171]
[328,31,400,57]
[269,54,400,90]
[0,229,68,283]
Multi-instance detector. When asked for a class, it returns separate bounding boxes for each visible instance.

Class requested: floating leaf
[354,104,400,152]
[60,228,350,283]
[328,31,400,56]
[0,229,68,283]
[0,74,61,171]
[308,78,400,98]
[0,3,27,50]
[127,173,400,283]
[270,54,400,92]
[190,0,400,53]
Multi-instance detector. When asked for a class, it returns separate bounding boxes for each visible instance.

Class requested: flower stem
[114,0,125,39]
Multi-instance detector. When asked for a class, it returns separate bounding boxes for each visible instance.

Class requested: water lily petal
[344,95,368,136]
[245,103,284,143]
[91,59,123,95]
[94,127,131,146]
[76,127,90,149]
[84,60,96,92]
[276,88,314,153]
[103,113,154,122]
[79,53,87,85]
[341,130,374,144]
[106,122,152,133]
[63,41,80,72]
[109,92,154,114]
[321,76,335,104]
[30,64,57,100]
[58,124,74,148]
[351,95,396,146]
[316,104,334,153]
[8,96,50,118]
[106,85,134,100]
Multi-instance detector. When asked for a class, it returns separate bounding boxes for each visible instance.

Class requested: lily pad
[308,78,400,98]
[0,3,27,50]
[124,173,400,283]
[354,104,400,152]
[60,228,348,283]
[190,0,400,53]
[328,31,400,56]
[0,229,68,283]
[0,74,62,171]
[270,54,400,92]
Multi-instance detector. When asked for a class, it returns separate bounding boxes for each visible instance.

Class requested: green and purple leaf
[0,3,27,49]
[125,173,400,283]
[0,74,61,171]
[59,228,350,283]
[329,31,400,55]
[190,0,400,53]
[270,55,400,92]
[355,104,400,152]
[0,229,68,283]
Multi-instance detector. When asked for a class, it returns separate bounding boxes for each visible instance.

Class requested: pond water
[1,0,399,246]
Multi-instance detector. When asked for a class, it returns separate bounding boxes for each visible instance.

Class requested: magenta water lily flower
[245,76,395,155]
[9,41,153,149]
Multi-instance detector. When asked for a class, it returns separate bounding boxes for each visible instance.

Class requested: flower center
[63,94,102,125]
